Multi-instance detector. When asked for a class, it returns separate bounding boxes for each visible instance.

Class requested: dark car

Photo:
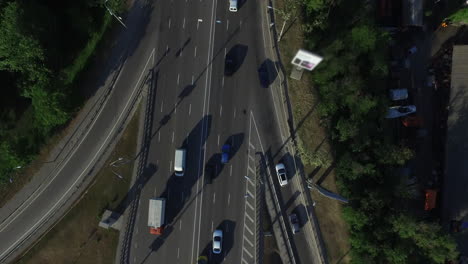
[221,144,231,164]
[205,162,215,184]
[289,213,300,234]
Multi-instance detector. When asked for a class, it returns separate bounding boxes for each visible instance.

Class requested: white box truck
[148,198,166,235]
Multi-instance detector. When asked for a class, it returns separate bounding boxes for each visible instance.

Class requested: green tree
[391,214,459,263]
[0,2,45,75]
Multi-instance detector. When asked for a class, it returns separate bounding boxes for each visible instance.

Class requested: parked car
[385,105,416,119]
[212,229,223,254]
[275,163,288,186]
[289,213,300,234]
[389,89,408,101]
[221,144,231,164]
[401,115,423,127]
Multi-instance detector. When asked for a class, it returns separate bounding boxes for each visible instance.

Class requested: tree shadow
[316,163,336,186]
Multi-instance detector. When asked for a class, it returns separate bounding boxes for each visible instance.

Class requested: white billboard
[291,49,323,71]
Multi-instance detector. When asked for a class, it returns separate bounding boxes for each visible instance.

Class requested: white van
[174,149,186,177]
[229,0,237,12]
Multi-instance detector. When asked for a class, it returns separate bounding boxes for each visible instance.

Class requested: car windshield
[278,169,286,174]
[398,107,411,113]
[214,236,221,242]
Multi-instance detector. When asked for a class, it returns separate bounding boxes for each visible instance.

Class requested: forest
[301,0,459,263]
[0,0,123,183]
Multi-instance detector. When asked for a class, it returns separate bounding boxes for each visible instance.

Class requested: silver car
[212,229,223,254]
[275,163,288,186]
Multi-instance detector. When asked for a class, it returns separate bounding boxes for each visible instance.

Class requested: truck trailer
[148,198,166,235]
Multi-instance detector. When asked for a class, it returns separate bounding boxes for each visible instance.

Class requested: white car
[275,163,288,186]
[212,229,223,254]
[385,105,416,119]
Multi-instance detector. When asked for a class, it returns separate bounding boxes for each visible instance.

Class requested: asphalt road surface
[127,0,319,263]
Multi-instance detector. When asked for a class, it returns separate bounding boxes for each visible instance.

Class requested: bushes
[300,0,459,262]
[0,0,123,182]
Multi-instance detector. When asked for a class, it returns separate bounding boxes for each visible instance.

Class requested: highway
[126,0,320,264]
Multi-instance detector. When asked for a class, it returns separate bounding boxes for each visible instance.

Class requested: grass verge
[273,0,351,263]
[14,104,141,264]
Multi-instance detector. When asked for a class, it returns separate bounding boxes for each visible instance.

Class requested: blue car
[221,144,231,164]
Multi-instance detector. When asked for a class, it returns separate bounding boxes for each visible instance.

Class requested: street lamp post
[104,0,127,28]
[109,157,131,180]
[267,5,288,42]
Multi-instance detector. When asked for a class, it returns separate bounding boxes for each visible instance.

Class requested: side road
[0,1,153,262]
[260,0,328,263]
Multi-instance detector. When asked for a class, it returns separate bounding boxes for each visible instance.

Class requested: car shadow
[211,220,237,263]
[258,59,277,88]
[225,44,248,76]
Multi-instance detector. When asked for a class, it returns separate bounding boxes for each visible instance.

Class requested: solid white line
[0,49,155,257]
[194,46,197,57]
[183,18,186,29]
[219,105,223,117]
[192,0,217,260]
[169,18,171,29]
[189,104,192,115]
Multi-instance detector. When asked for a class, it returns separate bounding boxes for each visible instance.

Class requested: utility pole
[104,0,127,28]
